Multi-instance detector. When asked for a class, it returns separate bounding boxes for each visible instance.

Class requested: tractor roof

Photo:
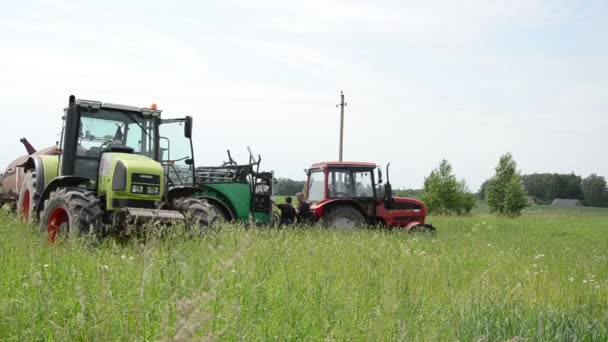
[72,99,162,117]
[310,161,377,169]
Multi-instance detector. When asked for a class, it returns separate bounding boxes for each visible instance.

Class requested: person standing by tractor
[295,192,312,224]
[275,196,296,225]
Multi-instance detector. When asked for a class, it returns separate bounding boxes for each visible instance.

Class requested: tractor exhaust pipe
[61,95,78,176]
[19,138,36,155]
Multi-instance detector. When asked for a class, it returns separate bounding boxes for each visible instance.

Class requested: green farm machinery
[192,148,275,224]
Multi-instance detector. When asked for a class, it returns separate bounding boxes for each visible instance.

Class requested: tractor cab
[306,161,432,231]
[66,100,161,185]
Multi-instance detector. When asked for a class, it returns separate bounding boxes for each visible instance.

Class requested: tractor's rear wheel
[38,187,103,242]
[203,199,229,225]
[17,170,39,223]
[172,197,214,228]
[322,205,365,230]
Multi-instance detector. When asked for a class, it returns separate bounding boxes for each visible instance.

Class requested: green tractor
[191,148,275,224]
[151,116,275,224]
[18,95,212,241]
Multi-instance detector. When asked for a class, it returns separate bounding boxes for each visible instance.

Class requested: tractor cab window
[307,170,325,202]
[353,171,374,197]
[159,119,194,186]
[329,169,374,198]
[329,170,355,198]
[74,110,156,181]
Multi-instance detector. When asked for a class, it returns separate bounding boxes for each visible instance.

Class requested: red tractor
[305,161,435,232]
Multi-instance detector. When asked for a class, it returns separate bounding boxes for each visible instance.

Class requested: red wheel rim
[21,190,30,221]
[48,207,68,243]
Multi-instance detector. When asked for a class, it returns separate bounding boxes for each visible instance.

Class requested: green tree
[487,153,528,217]
[477,179,491,200]
[582,174,608,207]
[421,159,476,215]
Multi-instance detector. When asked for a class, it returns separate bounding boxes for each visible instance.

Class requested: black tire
[408,224,437,236]
[38,187,103,242]
[17,170,40,223]
[323,205,365,230]
[203,199,230,225]
[172,197,213,227]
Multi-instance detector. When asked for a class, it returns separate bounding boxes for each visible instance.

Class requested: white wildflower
[569,277,574,282]
[532,264,538,268]
[535,254,545,259]
[583,280,587,284]
[121,255,127,260]
[533,271,539,276]
[43,264,49,269]
[129,256,135,261]
[595,285,600,289]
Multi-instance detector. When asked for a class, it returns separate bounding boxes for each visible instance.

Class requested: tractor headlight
[131,185,144,193]
[147,186,159,195]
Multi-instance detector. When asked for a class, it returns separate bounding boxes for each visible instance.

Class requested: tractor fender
[36,176,89,215]
[405,222,423,232]
[20,156,46,196]
[166,186,201,204]
[311,199,367,219]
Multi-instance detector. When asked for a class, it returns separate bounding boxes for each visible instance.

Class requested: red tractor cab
[305,161,435,232]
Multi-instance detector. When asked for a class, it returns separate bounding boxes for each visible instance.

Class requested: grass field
[1,206,607,340]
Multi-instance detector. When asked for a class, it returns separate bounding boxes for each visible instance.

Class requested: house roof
[551,199,581,207]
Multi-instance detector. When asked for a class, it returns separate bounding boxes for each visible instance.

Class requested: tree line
[479,172,608,207]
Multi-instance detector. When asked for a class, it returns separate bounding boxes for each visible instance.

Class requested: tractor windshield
[74,110,156,180]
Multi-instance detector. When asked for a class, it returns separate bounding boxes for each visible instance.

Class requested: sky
[0,0,606,191]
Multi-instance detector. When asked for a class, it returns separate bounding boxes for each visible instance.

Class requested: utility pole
[336,91,347,161]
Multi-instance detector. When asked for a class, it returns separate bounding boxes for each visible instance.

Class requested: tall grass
[0,207,607,340]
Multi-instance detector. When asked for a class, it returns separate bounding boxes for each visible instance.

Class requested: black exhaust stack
[384,163,394,207]
[61,95,78,176]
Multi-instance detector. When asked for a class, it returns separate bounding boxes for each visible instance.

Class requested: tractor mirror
[377,167,383,184]
[185,158,194,165]
[184,116,193,138]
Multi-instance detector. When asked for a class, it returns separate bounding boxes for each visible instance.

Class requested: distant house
[551,199,581,207]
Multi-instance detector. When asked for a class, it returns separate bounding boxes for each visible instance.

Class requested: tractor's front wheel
[172,197,214,228]
[38,187,103,242]
[17,170,39,223]
[322,205,365,230]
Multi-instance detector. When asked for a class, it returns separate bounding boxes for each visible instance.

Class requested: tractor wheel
[202,199,229,225]
[172,197,214,228]
[38,187,103,242]
[17,170,40,223]
[323,205,365,230]
[407,223,437,235]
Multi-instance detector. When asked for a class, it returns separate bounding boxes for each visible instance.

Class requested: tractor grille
[112,199,157,209]
[131,173,161,184]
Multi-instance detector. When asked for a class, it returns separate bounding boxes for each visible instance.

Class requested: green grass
[1,206,607,341]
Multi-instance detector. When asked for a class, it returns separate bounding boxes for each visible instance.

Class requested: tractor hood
[98,153,165,209]
[100,153,164,176]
